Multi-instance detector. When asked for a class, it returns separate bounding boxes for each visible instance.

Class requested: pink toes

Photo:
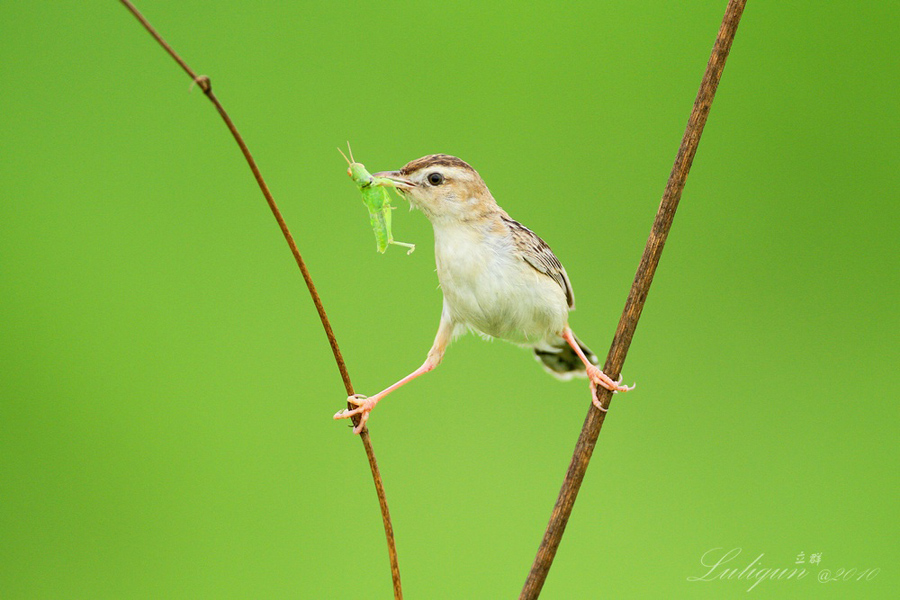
[334,394,375,435]
[586,366,635,411]
[591,385,609,412]
[586,365,634,393]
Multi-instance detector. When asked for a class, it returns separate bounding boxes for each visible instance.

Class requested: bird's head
[374,154,497,223]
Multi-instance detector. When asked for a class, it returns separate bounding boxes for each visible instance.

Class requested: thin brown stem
[118,2,402,598]
[520,1,747,597]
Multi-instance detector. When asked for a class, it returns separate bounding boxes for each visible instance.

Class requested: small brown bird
[335,154,633,434]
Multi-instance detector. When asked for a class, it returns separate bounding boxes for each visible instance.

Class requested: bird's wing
[501,215,575,309]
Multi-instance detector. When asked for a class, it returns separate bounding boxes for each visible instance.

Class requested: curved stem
[119,2,402,598]
[520,1,747,597]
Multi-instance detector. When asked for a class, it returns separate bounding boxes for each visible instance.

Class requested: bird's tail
[533,333,599,380]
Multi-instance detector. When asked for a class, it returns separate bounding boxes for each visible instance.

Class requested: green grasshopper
[339,144,415,255]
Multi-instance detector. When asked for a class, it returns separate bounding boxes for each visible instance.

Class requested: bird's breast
[432,223,568,344]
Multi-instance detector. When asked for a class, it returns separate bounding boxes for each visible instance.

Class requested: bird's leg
[335,316,453,434]
[562,327,634,411]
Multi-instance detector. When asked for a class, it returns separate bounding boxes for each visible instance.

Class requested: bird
[334,154,633,434]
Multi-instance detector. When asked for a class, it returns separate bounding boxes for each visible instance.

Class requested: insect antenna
[337,146,351,166]
[346,141,356,164]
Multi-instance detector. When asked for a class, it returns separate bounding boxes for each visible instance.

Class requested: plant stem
[118,2,402,598]
[520,1,747,597]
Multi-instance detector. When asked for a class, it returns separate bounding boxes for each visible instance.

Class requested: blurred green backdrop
[2,1,897,598]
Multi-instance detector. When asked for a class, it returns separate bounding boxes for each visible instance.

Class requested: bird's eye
[427,172,444,186]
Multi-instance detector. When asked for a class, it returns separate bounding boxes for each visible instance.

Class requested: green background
[2,1,897,598]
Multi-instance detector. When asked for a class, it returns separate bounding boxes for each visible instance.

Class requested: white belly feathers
[433,221,569,345]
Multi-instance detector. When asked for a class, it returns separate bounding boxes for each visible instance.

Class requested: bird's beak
[373,171,414,191]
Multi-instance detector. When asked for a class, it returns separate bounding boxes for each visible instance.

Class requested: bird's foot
[334,394,379,435]
[586,365,635,411]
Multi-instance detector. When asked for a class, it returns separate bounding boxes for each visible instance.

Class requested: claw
[585,365,634,411]
[586,365,633,394]
[591,385,609,412]
[334,394,376,435]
